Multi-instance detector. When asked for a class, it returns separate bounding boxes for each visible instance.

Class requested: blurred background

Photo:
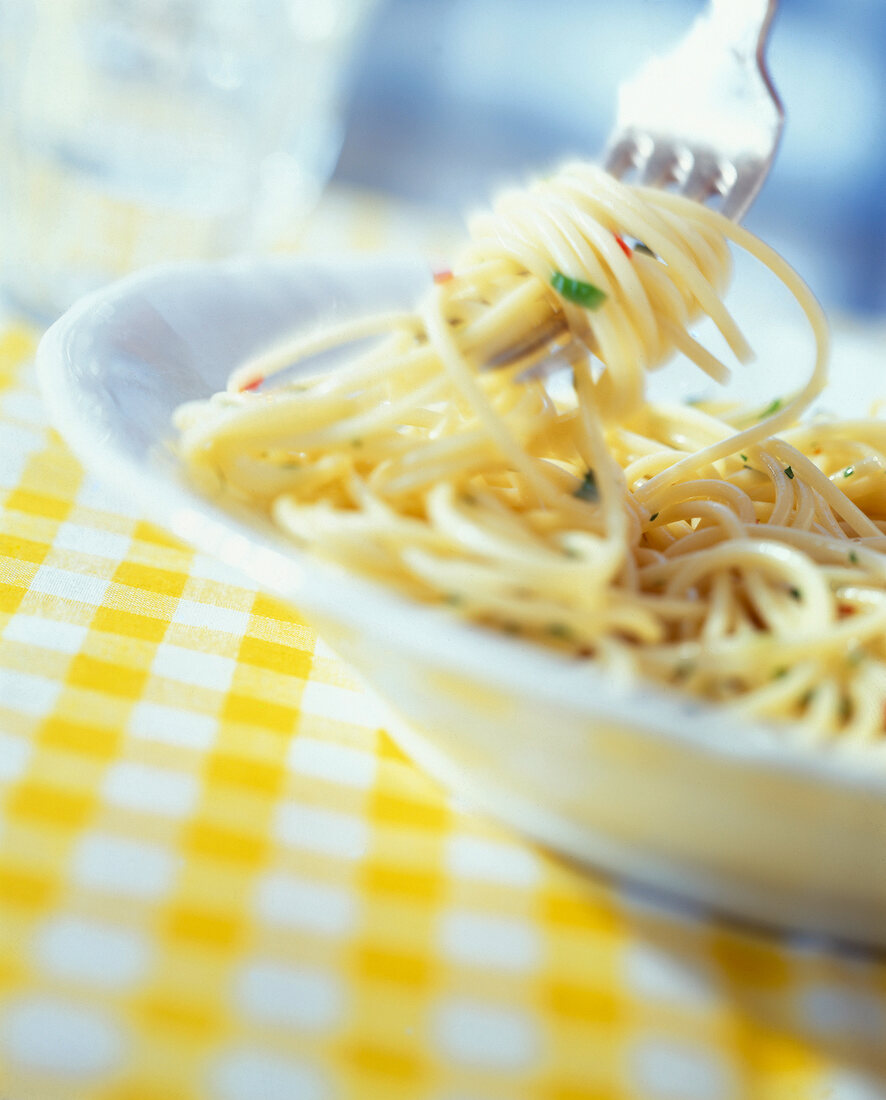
[336,0,886,316]
[0,0,884,319]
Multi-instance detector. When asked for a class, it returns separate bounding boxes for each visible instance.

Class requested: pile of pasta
[176,163,886,743]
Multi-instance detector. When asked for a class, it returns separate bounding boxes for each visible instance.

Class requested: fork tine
[720,164,766,222]
[603,136,639,180]
[602,1,782,224]
[681,152,725,205]
[638,145,684,188]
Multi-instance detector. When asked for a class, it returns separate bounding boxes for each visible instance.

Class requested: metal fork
[604,0,782,222]
[490,0,782,374]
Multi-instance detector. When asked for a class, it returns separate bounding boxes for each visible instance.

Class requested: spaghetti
[176,162,886,744]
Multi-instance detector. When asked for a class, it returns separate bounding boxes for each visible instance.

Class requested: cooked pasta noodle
[176,162,886,743]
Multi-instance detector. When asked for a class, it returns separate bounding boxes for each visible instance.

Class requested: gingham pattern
[1,193,886,1100]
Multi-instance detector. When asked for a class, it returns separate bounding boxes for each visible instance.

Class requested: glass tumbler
[0,0,377,319]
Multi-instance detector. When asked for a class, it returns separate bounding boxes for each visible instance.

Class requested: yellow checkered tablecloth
[2,192,886,1100]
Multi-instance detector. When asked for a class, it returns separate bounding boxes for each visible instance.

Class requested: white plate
[37,253,886,945]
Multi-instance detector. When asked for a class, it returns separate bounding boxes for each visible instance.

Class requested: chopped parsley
[843,466,855,478]
[548,623,573,640]
[849,550,859,564]
[788,586,802,601]
[574,469,599,502]
[550,271,606,309]
[634,242,657,258]
[649,512,659,522]
[772,667,788,680]
[760,398,782,419]
[740,454,748,462]
[784,465,794,479]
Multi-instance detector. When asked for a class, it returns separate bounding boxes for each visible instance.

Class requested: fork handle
[708,0,778,57]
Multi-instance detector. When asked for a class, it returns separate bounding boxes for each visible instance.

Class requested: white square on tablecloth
[208,1049,328,1100]
[0,667,62,716]
[0,730,33,781]
[189,553,253,587]
[0,422,44,485]
[2,613,89,655]
[1,996,123,1076]
[253,871,355,936]
[437,909,540,973]
[445,835,539,887]
[52,522,131,561]
[74,477,144,517]
[171,598,251,636]
[234,960,344,1030]
[102,760,199,818]
[128,701,217,751]
[298,679,382,728]
[28,564,111,606]
[71,832,179,898]
[629,1036,737,1100]
[1,387,45,427]
[34,915,150,989]
[287,735,376,789]
[431,998,540,1071]
[151,643,236,692]
[272,802,369,861]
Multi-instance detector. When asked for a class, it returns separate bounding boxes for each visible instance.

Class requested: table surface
[1,188,885,1100]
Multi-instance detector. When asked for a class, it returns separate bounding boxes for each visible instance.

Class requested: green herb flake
[772,667,788,680]
[740,454,748,462]
[550,270,607,309]
[574,469,599,502]
[789,586,802,601]
[548,623,573,640]
[760,398,782,419]
[784,465,794,479]
[649,512,659,522]
[843,466,855,478]
[849,550,859,564]
[634,242,657,258]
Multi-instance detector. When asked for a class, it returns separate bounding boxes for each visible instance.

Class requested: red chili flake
[615,234,632,259]
[240,376,264,393]
[838,603,856,618]
[433,268,454,284]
